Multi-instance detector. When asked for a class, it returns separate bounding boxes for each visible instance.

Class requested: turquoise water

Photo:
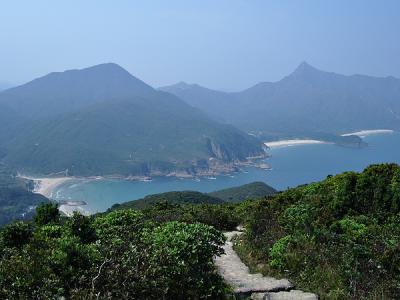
[55,132,400,213]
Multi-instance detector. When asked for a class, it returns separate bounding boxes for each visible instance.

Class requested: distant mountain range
[160,62,400,138]
[2,62,398,177]
[0,63,266,177]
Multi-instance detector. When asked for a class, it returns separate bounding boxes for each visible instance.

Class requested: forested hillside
[110,181,276,210]
[0,64,266,176]
[110,190,225,210]
[0,170,49,226]
[208,181,276,202]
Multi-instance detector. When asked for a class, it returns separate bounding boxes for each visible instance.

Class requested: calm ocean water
[54,132,400,213]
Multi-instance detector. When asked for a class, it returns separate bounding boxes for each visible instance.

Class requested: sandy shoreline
[265,129,395,149]
[265,139,330,148]
[25,176,74,198]
[19,176,89,216]
[341,129,394,137]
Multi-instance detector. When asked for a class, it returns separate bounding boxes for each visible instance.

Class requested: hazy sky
[1,0,399,90]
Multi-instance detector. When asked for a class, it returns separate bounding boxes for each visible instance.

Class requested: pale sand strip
[341,129,394,137]
[264,139,329,149]
[19,176,89,216]
[27,177,74,198]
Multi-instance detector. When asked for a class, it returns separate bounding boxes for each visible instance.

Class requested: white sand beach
[264,139,329,149]
[18,176,74,198]
[18,176,89,216]
[29,177,73,198]
[341,129,394,137]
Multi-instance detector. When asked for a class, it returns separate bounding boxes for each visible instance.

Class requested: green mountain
[160,62,400,136]
[111,190,225,210]
[208,181,276,203]
[110,181,277,211]
[0,64,266,176]
[0,105,22,152]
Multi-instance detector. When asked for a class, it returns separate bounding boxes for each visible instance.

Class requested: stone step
[215,229,318,298]
[252,290,318,300]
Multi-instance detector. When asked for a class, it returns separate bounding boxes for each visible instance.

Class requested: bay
[54,132,400,213]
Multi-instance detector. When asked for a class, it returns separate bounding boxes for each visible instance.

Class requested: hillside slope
[110,181,277,211]
[111,190,225,210]
[209,181,276,203]
[0,170,49,225]
[0,64,267,176]
[235,163,400,299]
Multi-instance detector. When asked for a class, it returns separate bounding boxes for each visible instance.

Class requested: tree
[34,203,60,226]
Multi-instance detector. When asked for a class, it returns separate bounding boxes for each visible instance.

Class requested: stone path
[215,230,318,299]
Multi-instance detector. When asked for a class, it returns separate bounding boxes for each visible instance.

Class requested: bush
[236,164,400,299]
[0,208,228,299]
[0,221,32,248]
[34,203,60,226]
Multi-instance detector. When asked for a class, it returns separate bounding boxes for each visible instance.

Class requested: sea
[54,132,400,214]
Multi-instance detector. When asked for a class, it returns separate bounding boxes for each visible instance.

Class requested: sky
[1,0,400,90]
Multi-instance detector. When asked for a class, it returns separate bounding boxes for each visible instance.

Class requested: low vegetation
[1,164,399,299]
[234,163,400,299]
[0,203,229,299]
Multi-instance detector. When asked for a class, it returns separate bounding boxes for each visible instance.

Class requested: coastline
[341,129,394,137]
[18,175,88,216]
[20,176,74,198]
[265,129,395,149]
[265,139,330,149]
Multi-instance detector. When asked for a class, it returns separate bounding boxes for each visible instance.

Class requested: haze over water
[55,132,400,213]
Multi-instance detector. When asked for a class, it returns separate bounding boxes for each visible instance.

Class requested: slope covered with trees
[208,181,276,203]
[0,63,266,177]
[110,190,225,211]
[0,170,49,226]
[110,181,276,211]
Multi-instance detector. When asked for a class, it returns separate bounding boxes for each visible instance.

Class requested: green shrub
[236,164,400,299]
[34,202,60,226]
[0,206,228,299]
[269,235,292,270]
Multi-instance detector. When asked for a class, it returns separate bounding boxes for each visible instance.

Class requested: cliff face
[206,138,268,162]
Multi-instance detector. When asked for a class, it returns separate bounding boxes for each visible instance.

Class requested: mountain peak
[0,63,156,118]
[293,61,319,74]
[160,81,200,92]
[82,62,129,74]
[283,61,327,81]
[174,81,192,89]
